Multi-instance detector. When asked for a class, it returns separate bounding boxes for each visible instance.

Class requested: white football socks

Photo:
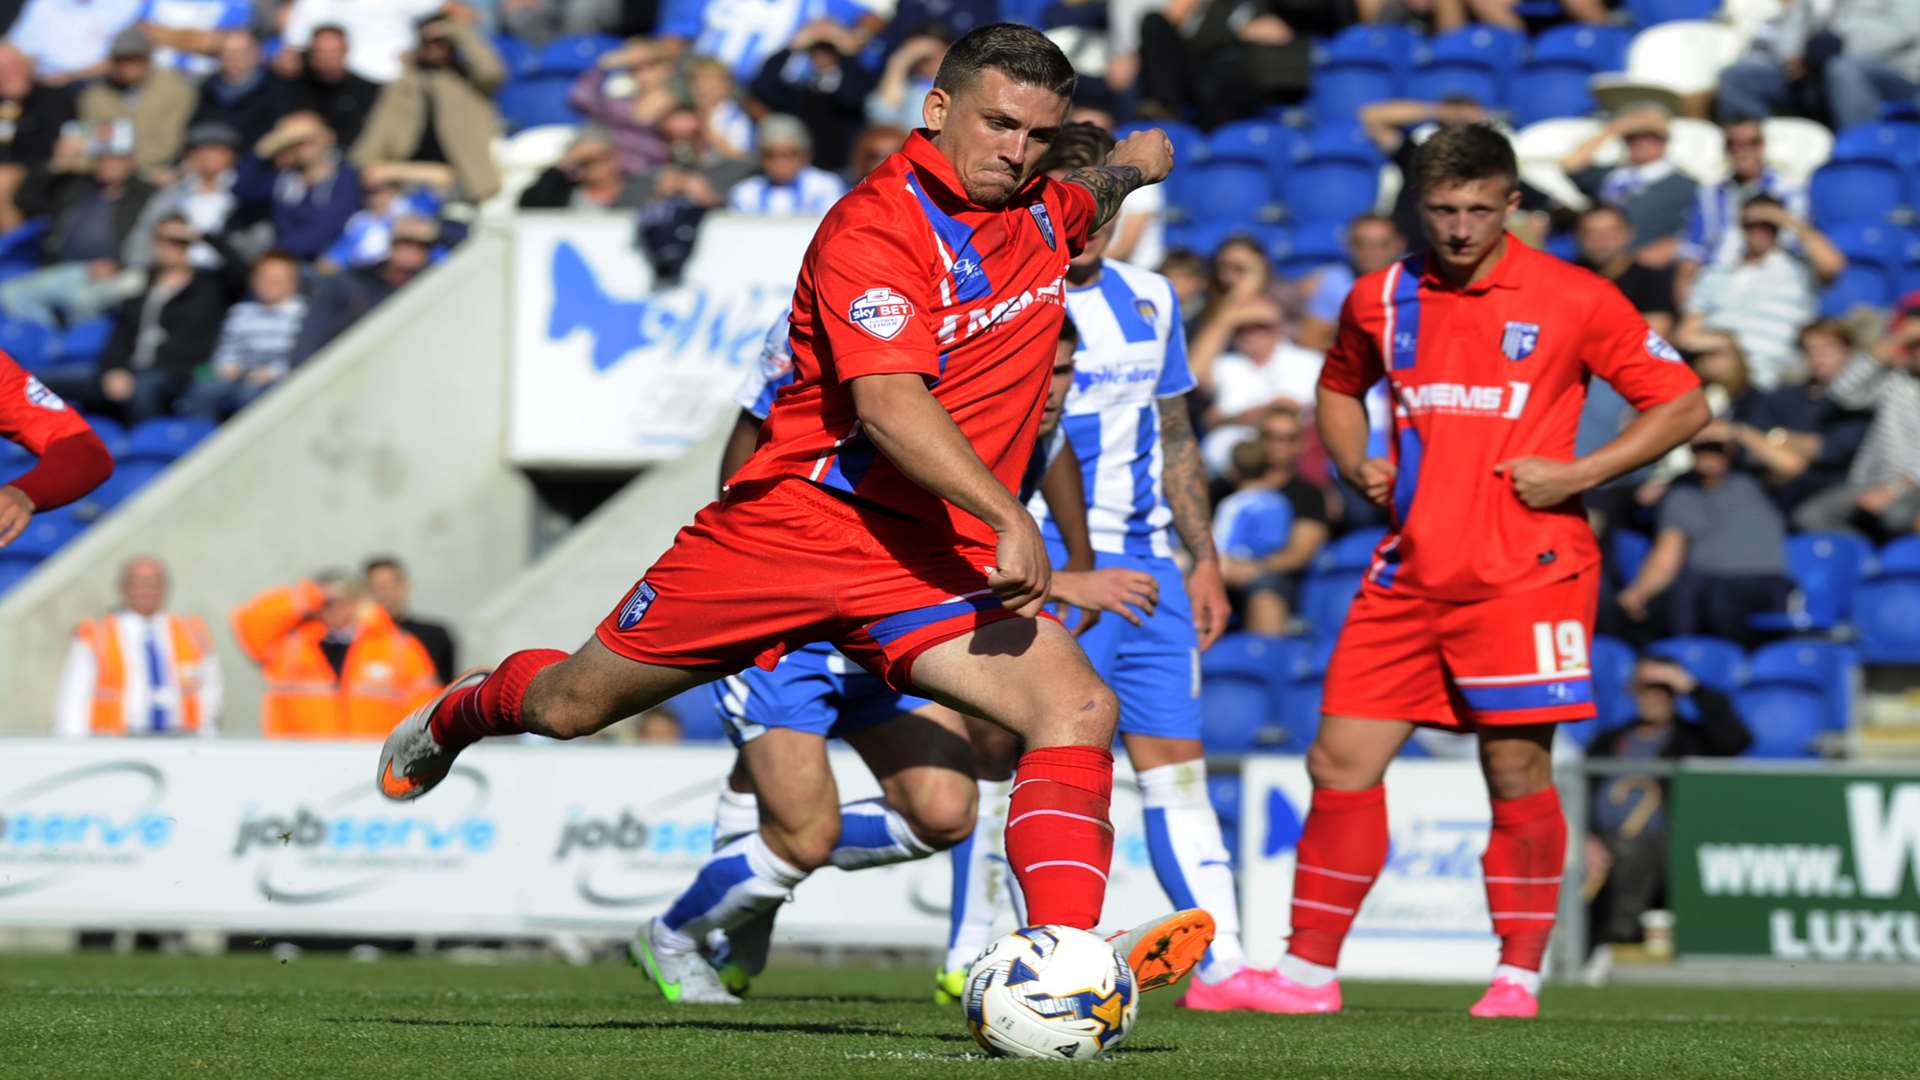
[711,784,760,850]
[1278,952,1338,987]
[1493,963,1542,996]
[658,831,806,951]
[944,777,1010,972]
[830,797,937,870]
[1138,760,1246,984]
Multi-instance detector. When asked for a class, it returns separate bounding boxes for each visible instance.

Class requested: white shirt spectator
[138,0,254,76]
[10,0,146,79]
[281,0,444,83]
[1113,182,1166,272]
[658,0,885,82]
[1679,169,1808,271]
[1687,249,1818,390]
[56,611,223,737]
[212,296,308,381]
[1211,340,1326,418]
[728,166,846,215]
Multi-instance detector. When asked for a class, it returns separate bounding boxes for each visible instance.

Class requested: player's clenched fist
[0,485,32,547]
[988,514,1053,618]
[1344,457,1396,508]
[1494,456,1588,509]
[1108,129,1174,186]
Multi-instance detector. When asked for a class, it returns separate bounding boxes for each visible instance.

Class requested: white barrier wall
[0,739,1175,946]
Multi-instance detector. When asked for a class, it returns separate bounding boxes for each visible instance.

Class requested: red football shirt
[727,130,1097,547]
[0,352,90,455]
[1319,236,1700,600]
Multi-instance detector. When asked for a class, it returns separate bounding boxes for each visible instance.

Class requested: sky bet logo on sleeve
[849,287,914,341]
[616,581,658,631]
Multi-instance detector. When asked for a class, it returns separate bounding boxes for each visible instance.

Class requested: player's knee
[1481,745,1552,801]
[1306,739,1380,791]
[903,782,977,851]
[761,816,838,872]
[1031,680,1119,747]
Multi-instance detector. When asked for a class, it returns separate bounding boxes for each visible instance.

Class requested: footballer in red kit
[1260,125,1709,1018]
[0,353,115,548]
[377,24,1217,1001]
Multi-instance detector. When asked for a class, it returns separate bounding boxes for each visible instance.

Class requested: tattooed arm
[1065,128,1174,236]
[1159,394,1230,650]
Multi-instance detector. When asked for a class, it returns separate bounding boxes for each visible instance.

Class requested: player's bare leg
[1261,714,1417,1014]
[1470,723,1560,1020]
[937,710,1022,1002]
[909,617,1215,990]
[378,639,712,801]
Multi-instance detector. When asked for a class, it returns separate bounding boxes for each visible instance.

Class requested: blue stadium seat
[498,77,580,133]
[1297,124,1385,168]
[1183,159,1281,226]
[1879,534,1920,575]
[65,468,142,523]
[1609,529,1651,582]
[1281,164,1381,229]
[1827,222,1905,269]
[0,436,30,470]
[1321,23,1422,70]
[491,33,537,79]
[1119,120,1205,168]
[1856,580,1920,664]
[1626,0,1722,25]
[1734,683,1823,758]
[109,459,168,494]
[1648,635,1746,691]
[1207,774,1243,858]
[1302,569,1364,641]
[1277,668,1323,749]
[1407,64,1501,110]
[0,557,36,595]
[1748,639,1858,732]
[1528,24,1631,72]
[1752,531,1873,632]
[0,318,52,368]
[1589,632,1640,732]
[82,415,127,459]
[1200,633,1297,751]
[1809,161,1903,227]
[0,218,47,273]
[1822,266,1896,315]
[1269,220,1347,279]
[1206,119,1298,172]
[1830,122,1920,169]
[1510,65,1598,127]
[1307,65,1399,126]
[125,417,216,463]
[6,514,81,559]
[534,34,622,78]
[1425,25,1526,79]
[53,318,113,363]
[1161,221,1238,259]
[1317,526,1386,574]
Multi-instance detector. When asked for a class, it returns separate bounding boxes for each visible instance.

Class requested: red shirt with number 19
[1318,236,1699,601]
[726,130,1096,548]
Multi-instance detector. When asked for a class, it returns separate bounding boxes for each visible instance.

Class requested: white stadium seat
[500,124,581,172]
[1590,20,1746,102]
[1668,117,1729,186]
[1761,116,1834,183]
[1513,118,1609,210]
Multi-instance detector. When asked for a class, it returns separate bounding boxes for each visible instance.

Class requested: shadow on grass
[329,1016,909,1037]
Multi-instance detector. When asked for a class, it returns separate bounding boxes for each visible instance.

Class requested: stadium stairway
[0,230,536,733]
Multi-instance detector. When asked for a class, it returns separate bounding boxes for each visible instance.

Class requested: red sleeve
[1054,178,1097,257]
[1579,279,1700,410]
[1316,287,1385,398]
[12,431,113,510]
[0,356,91,455]
[809,221,941,383]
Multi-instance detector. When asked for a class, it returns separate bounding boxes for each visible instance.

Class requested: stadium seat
[1277,667,1324,749]
[1529,24,1631,73]
[1664,117,1730,187]
[1626,0,1722,26]
[1589,633,1638,730]
[1119,120,1205,169]
[1321,23,1423,70]
[6,514,81,559]
[1317,526,1387,574]
[1608,529,1652,583]
[1513,117,1608,209]
[1206,119,1298,172]
[0,556,36,595]
[1199,633,1297,751]
[1809,160,1904,227]
[1879,534,1920,575]
[490,33,537,79]
[1161,221,1240,259]
[1828,222,1906,270]
[1510,65,1600,127]
[498,76,580,133]
[0,218,47,274]
[52,318,113,364]
[533,34,622,78]
[64,467,142,523]
[1425,24,1526,78]
[1183,159,1281,226]
[1734,682,1823,758]
[1302,569,1365,641]
[124,417,216,463]
[1856,580,1920,664]
[1648,635,1746,691]
[1407,64,1501,111]
[1762,116,1835,183]
[1830,122,1920,169]
[1307,65,1399,125]
[1589,21,1744,101]
[500,124,581,173]
[1269,220,1346,278]
[1281,164,1381,228]
[1748,639,1858,732]
[0,437,28,470]
[1297,124,1385,169]
[1821,266,1896,316]
[658,686,726,742]
[0,317,52,368]
[1751,531,1873,633]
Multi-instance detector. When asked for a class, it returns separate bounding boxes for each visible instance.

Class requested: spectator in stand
[1134,0,1311,127]
[1187,234,1274,390]
[1612,432,1792,648]
[291,214,436,362]
[7,0,144,87]
[1675,118,1807,311]
[751,19,877,174]
[1575,205,1675,338]
[132,122,241,266]
[55,555,221,738]
[726,113,844,216]
[844,124,906,185]
[82,215,248,421]
[0,119,153,331]
[244,110,362,261]
[568,37,677,176]
[76,27,195,175]
[1714,320,1871,516]
[136,0,253,78]
[279,0,446,85]
[498,0,623,44]
[232,570,441,739]
[364,554,457,684]
[0,43,76,232]
[1791,303,1920,538]
[319,170,442,269]
[1446,0,1606,31]
[687,55,754,162]
[175,250,306,421]
[625,103,752,207]
[1585,656,1751,947]
[1213,406,1330,635]
[277,23,380,150]
[1717,0,1920,132]
[866,28,945,133]
[517,126,639,210]
[656,0,886,83]
[1683,195,1844,391]
[1296,213,1405,352]
[189,30,294,150]
[1201,297,1324,429]
[1560,105,1699,269]
[350,12,503,203]
[1159,249,1207,325]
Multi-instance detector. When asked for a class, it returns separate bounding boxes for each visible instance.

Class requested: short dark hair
[1347,212,1400,236]
[1414,123,1518,195]
[1158,249,1204,278]
[1742,193,1785,217]
[933,23,1076,100]
[1033,121,1112,175]
[1577,203,1629,227]
[311,23,348,42]
[363,555,406,578]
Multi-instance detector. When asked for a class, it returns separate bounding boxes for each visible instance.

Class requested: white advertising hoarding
[0,740,1170,947]
[507,214,818,469]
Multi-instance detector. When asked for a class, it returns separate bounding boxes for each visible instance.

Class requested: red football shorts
[595,477,1031,692]
[1321,566,1600,728]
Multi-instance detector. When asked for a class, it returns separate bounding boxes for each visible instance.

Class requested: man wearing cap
[242,110,362,260]
[0,120,154,331]
[1560,105,1700,269]
[725,114,846,216]
[76,28,195,174]
[131,122,241,265]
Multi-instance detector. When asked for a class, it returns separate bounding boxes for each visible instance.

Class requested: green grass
[3,952,1917,1079]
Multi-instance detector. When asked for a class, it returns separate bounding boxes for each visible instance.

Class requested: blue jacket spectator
[189,31,296,150]
[239,110,362,261]
[1211,408,1330,636]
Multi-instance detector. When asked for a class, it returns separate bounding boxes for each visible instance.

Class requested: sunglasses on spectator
[1624,129,1667,142]
[1725,135,1763,149]
[156,233,195,246]
[1740,219,1777,232]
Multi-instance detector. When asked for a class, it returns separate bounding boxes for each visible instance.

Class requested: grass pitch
[3,952,1917,1079]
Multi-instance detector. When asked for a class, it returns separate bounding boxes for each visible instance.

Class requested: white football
[963,925,1139,1061]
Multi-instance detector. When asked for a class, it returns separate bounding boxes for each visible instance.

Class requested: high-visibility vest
[232,582,442,739]
[74,614,214,735]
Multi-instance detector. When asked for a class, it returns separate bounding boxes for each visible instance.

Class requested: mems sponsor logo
[1396,380,1531,419]
[935,275,1066,347]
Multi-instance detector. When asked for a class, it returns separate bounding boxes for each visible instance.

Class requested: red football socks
[1004,745,1115,929]
[428,648,567,751]
[1286,784,1389,968]
[1483,786,1566,972]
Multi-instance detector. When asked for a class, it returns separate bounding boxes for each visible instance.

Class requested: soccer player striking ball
[938,122,1282,1012]
[643,312,1150,1003]
[1259,124,1708,1019]
[377,22,1212,985]
[0,353,114,548]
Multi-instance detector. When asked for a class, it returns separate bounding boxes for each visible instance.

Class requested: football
[962,925,1139,1060]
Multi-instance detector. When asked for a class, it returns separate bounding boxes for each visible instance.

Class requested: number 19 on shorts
[1531,620,1587,674]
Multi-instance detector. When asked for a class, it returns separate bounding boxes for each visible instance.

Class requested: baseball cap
[110,27,153,59]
